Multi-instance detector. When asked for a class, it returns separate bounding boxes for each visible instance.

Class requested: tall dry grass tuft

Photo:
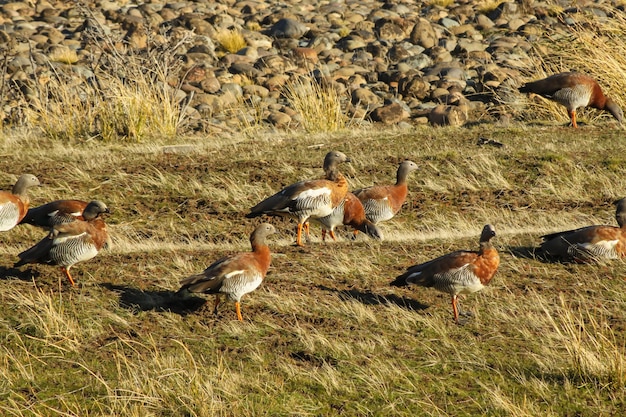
[283,75,352,133]
[541,294,625,388]
[215,29,247,54]
[521,6,626,124]
[21,23,192,142]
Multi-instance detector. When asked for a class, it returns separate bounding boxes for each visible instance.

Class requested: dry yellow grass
[0,125,625,415]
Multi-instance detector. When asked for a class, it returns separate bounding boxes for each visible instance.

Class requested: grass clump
[215,29,247,54]
[283,75,352,133]
[9,22,192,142]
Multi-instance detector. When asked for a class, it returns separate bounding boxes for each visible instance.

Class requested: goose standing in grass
[391,224,499,324]
[312,192,383,242]
[178,223,276,322]
[19,199,91,229]
[353,160,418,227]
[519,72,623,128]
[246,151,351,246]
[0,174,40,232]
[14,200,111,286]
[540,198,626,263]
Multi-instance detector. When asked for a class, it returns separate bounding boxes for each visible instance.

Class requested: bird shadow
[99,283,207,315]
[316,285,429,311]
[0,266,41,282]
[504,245,567,264]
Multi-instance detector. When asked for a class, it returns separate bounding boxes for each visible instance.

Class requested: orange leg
[322,228,327,241]
[213,294,221,315]
[329,230,337,241]
[304,222,311,242]
[451,295,459,324]
[569,110,578,128]
[296,223,305,246]
[235,301,243,321]
[61,267,76,286]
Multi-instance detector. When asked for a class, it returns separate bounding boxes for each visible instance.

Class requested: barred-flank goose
[14,200,111,286]
[313,192,383,241]
[247,151,351,246]
[519,72,623,128]
[540,198,626,263]
[391,224,499,324]
[19,199,90,229]
[353,160,418,226]
[178,223,276,322]
[0,174,40,232]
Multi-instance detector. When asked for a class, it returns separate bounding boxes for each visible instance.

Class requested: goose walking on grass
[391,224,499,324]
[519,72,623,128]
[0,174,40,232]
[15,200,111,287]
[540,198,626,263]
[247,151,350,246]
[178,223,276,322]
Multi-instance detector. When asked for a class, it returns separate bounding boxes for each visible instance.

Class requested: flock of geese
[1,72,624,324]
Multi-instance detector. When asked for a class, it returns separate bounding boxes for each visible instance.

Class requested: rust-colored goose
[312,192,383,242]
[247,151,351,246]
[540,198,626,263]
[14,200,111,286]
[391,224,499,324]
[0,174,40,232]
[519,72,623,128]
[353,160,418,226]
[19,199,90,229]
[178,223,276,321]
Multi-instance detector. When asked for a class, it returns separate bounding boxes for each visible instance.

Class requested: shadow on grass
[0,266,41,282]
[505,245,575,264]
[100,283,207,315]
[317,285,429,311]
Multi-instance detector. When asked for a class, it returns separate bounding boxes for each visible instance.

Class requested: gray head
[479,224,497,243]
[605,98,623,125]
[615,198,626,227]
[360,220,384,241]
[323,151,351,172]
[12,174,40,196]
[83,200,110,220]
[396,160,419,184]
[251,222,277,244]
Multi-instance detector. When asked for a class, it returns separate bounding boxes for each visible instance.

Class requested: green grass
[0,125,625,415]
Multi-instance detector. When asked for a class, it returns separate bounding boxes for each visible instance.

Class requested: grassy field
[0,122,625,416]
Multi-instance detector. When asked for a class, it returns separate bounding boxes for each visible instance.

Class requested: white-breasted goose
[178,223,276,322]
[14,200,111,286]
[519,72,623,128]
[313,192,383,242]
[353,160,418,226]
[246,151,351,246]
[0,174,40,232]
[391,224,499,324]
[540,198,626,263]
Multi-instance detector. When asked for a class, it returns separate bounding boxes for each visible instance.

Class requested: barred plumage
[179,223,276,321]
[353,160,418,228]
[247,151,350,246]
[519,72,623,128]
[15,200,110,286]
[540,197,626,263]
[19,199,90,229]
[391,224,499,324]
[312,192,383,241]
